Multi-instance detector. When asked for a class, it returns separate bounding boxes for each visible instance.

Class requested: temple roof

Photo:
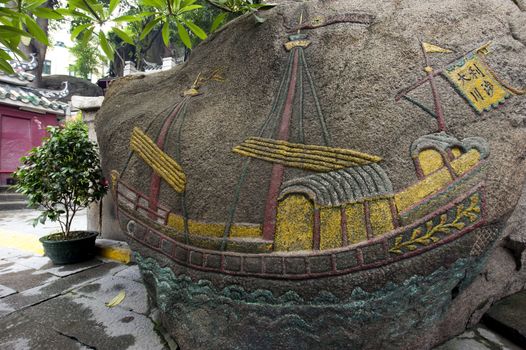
[0,54,37,86]
[0,53,69,114]
[0,82,69,114]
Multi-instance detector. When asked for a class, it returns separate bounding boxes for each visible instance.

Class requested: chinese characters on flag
[444,53,510,113]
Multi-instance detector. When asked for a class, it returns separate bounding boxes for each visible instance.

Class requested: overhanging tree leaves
[0,0,62,75]
[0,0,275,75]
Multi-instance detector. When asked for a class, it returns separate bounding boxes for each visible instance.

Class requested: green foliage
[207,0,274,23]
[0,0,63,73]
[13,120,108,239]
[137,0,207,49]
[0,0,275,74]
[69,38,104,79]
[65,0,129,61]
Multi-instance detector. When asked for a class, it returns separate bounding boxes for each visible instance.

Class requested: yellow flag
[422,42,452,53]
[443,53,510,113]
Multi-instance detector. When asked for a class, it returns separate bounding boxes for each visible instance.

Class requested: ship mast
[420,41,447,132]
[261,12,304,241]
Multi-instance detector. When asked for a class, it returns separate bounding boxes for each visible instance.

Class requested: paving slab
[0,311,92,350]
[114,265,143,283]
[75,275,149,315]
[13,255,104,277]
[0,261,59,294]
[0,261,128,318]
[483,290,526,348]
[0,247,33,260]
[18,292,167,350]
[0,284,17,298]
[435,325,522,350]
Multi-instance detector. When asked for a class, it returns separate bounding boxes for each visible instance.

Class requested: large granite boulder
[95,0,526,349]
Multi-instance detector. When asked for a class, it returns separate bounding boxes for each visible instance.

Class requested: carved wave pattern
[136,253,487,349]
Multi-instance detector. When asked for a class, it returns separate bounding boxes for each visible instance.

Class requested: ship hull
[117,182,486,280]
[129,224,497,350]
[114,171,496,349]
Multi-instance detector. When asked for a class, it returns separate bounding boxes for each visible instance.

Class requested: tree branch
[81,0,102,22]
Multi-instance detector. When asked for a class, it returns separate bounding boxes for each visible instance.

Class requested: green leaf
[176,21,191,49]
[139,0,164,8]
[174,0,181,12]
[113,27,134,45]
[181,0,197,6]
[98,31,114,61]
[24,0,47,10]
[161,20,170,46]
[251,3,277,10]
[0,25,30,38]
[23,16,48,45]
[0,58,15,74]
[80,27,94,47]
[184,19,206,40]
[178,4,201,14]
[109,0,120,15]
[139,16,162,40]
[71,23,91,40]
[210,12,227,32]
[31,8,63,20]
[0,49,11,60]
[113,14,147,22]
[68,0,92,13]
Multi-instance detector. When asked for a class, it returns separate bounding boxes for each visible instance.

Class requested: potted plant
[13,119,107,264]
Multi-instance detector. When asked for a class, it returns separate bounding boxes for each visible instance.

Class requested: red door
[0,106,58,185]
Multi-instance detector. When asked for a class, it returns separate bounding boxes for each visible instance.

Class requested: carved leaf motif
[425,220,433,232]
[411,228,422,240]
[388,193,481,255]
[456,204,464,218]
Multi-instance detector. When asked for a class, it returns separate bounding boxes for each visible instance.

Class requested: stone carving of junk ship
[111,36,504,278]
[109,28,524,349]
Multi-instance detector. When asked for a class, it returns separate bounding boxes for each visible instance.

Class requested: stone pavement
[0,209,524,350]
[0,209,173,350]
[0,248,174,350]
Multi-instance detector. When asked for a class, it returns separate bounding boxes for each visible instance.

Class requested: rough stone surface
[95,0,526,349]
[97,0,526,225]
[435,325,522,350]
[483,290,526,347]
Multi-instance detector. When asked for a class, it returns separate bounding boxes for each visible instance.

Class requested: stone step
[482,290,526,348]
[0,201,29,211]
[0,193,26,202]
[0,185,14,193]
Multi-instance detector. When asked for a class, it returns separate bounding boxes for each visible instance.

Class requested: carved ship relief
[111,30,526,281]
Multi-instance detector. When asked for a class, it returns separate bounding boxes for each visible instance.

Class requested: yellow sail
[130,127,186,193]
[233,137,382,172]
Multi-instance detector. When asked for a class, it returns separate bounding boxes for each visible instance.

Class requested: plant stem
[81,0,102,23]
